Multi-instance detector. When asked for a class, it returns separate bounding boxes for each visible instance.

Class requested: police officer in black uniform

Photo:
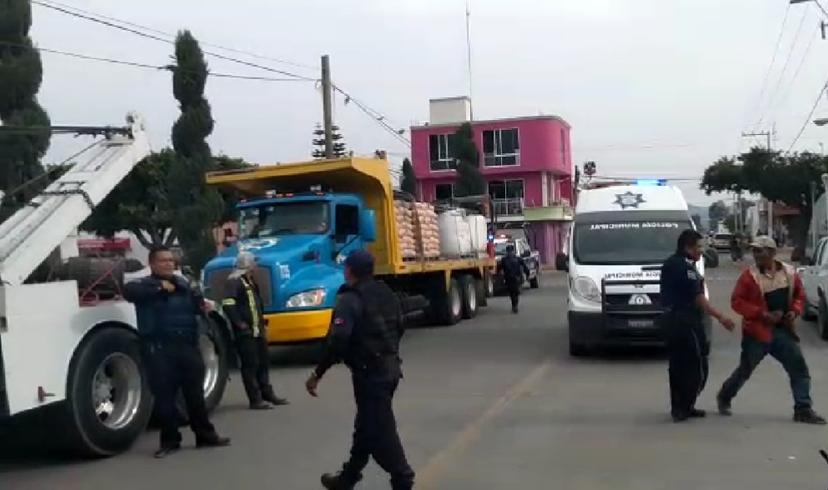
[499,244,531,313]
[305,250,415,490]
[124,245,230,458]
[223,251,288,410]
[660,230,735,422]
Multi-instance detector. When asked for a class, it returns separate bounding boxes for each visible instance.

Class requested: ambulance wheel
[64,327,153,457]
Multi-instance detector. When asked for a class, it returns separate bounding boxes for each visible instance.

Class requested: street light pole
[791,0,828,37]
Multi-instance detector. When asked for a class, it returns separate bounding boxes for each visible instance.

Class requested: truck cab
[202,191,376,344]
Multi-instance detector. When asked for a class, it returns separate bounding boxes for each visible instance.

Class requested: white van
[564,183,709,356]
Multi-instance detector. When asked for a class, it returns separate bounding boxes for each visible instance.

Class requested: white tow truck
[0,114,230,457]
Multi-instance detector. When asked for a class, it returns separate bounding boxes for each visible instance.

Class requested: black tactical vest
[347,279,404,359]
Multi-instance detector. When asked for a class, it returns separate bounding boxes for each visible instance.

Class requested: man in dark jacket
[305,250,414,490]
[660,229,735,422]
[223,251,288,409]
[124,245,230,458]
[499,244,530,313]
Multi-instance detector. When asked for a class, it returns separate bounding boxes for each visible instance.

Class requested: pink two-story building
[410,97,573,265]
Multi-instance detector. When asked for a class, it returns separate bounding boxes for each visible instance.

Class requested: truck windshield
[239,202,329,238]
[573,221,690,265]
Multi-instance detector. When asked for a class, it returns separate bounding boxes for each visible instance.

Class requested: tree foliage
[701,148,828,251]
[453,122,485,197]
[0,0,50,217]
[400,157,417,195]
[167,30,221,272]
[83,152,251,248]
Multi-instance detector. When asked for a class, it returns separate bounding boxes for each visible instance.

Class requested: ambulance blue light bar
[636,179,666,186]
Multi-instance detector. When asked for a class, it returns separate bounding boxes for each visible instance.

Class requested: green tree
[708,200,729,230]
[453,122,484,197]
[701,148,827,254]
[0,0,51,217]
[82,152,251,248]
[400,157,417,195]
[168,30,221,271]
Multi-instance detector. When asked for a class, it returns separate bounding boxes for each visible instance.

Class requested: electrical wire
[332,85,411,147]
[786,79,828,153]
[0,41,311,82]
[758,4,812,126]
[746,3,791,130]
[772,22,820,114]
[36,0,317,71]
[32,0,317,81]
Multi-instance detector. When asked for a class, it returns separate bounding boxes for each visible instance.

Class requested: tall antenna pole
[465,0,474,120]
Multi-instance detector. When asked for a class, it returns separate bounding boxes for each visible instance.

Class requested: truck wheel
[431,278,462,326]
[476,277,488,307]
[569,339,588,357]
[529,267,540,289]
[200,317,230,412]
[485,271,494,297]
[460,275,479,319]
[818,296,828,340]
[64,328,152,457]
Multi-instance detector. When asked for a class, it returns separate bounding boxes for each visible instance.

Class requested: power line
[758,4,812,126]
[333,85,411,147]
[772,22,820,115]
[786,79,828,153]
[747,4,791,129]
[36,0,317,71]
[31,0,317,81]
[0,41,311,83]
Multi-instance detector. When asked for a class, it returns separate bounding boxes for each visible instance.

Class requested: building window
[435,183,455,201]
[483,128,520,167]
[429,133,458,171]
[488,179,524,215]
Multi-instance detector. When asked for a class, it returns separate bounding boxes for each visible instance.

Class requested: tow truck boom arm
[0,113,151,286]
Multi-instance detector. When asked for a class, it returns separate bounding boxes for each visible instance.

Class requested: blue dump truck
[202,156,496,345]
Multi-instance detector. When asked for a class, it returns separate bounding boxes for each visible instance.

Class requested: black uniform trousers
[144,337,217,448]
[506,279,521,311]
[664,311,709,416]
[235,334,275,404]
[341,358,415,490]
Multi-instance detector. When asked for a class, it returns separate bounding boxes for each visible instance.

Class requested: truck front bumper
[265,309,332,344]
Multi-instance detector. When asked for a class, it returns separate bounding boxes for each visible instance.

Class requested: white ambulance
[564,182,708,356]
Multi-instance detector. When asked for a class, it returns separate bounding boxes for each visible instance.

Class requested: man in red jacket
[717,236,826,424]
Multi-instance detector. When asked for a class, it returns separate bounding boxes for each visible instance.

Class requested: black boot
[794,408,827,425]
[153,443,181,459]
[262,391,289,406]
[321,472,358,490]
[196,434,232,448]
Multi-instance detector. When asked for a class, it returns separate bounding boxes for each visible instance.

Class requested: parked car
[800,236,828,338]
[711,232,733,251]
[494,236,541,291]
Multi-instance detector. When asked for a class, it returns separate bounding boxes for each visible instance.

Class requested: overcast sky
[28,0,828,206]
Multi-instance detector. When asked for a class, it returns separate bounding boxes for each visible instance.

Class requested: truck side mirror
[359,209,377,242]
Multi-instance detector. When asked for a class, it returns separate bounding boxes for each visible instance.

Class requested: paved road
[3,259,828,489]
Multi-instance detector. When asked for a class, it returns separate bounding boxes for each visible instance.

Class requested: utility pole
[321,55,334,159]
[465,0,474,120]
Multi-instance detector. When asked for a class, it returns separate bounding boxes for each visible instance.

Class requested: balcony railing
[492,198,524,216]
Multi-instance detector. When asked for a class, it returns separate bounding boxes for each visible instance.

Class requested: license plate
[628,319,655,328]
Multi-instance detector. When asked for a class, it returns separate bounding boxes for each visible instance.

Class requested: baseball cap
[749,236,777,250]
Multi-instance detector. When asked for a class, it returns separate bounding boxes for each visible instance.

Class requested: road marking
[416,359,551,489]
